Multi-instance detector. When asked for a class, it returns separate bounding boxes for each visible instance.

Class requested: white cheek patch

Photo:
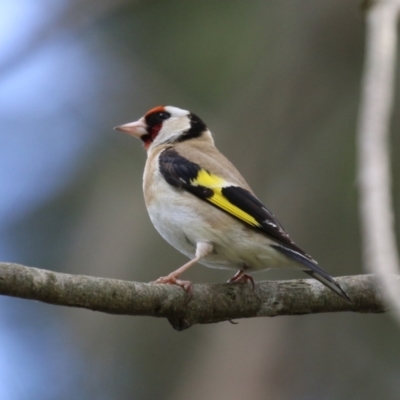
[153,117,191,146]
[165,118,191,133]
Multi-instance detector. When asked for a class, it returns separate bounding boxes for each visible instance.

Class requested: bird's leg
[153,242,213,293]
[228,269,255,289]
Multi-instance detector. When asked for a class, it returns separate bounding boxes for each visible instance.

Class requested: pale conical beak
[114,118,147,138]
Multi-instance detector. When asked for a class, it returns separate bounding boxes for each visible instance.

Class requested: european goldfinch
[115,106,351,302]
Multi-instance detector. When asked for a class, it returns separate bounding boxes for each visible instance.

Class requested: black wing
[159,148,305,255]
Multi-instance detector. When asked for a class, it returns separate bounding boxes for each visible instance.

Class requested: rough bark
[0,262,389,331]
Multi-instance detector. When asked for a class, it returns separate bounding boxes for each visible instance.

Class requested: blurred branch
[357,0,400,319]
[0,262,389,331]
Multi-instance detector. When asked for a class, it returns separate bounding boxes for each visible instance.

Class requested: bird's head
[115,105,210,150]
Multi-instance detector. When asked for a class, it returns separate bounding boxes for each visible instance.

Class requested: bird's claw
[228,270,255,290]
[152,275,193,299]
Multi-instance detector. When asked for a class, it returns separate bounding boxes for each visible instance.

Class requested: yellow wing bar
[191,169,261,228]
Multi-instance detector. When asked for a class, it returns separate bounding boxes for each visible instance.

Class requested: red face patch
[142,124,162,149]
[144,106,166,118]
[142,106,171,149]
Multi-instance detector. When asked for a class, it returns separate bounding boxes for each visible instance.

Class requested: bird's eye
[157,112,170,121]
[145,109,171,131]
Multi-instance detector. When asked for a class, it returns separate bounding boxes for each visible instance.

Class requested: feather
[158,147,351,303]
[159,148,308,256]
[272,245,352,303]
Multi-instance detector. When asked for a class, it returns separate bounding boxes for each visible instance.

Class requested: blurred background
[1,0,400,399]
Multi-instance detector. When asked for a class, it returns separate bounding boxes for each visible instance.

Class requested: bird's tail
[272,245,352,303]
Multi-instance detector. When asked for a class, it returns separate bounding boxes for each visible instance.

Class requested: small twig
[0,262,389,331]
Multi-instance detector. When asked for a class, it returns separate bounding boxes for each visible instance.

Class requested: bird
[115,105,351,302]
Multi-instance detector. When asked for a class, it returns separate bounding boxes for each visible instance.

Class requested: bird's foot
[228,270,255,289]
[152,274,193,296]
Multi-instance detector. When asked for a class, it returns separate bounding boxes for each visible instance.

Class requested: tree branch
[357,0,400,320]
[0,262,389,330]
